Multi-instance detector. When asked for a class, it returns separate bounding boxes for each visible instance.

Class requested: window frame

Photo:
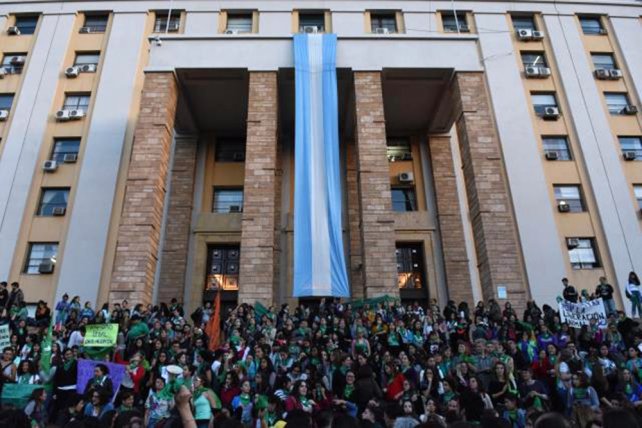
[567,237,600,269]
[50,138,81,162]
[298,11,326,33]
[441,12,469,33]
[553,185,585,213]
[604,92,630,115]
[24,242,58,274]
[511,15,537,31]
[396,243,427,290]
[387,137,412,162]
[14,15,39,35]
[391,186,418,212]
[0,94,15,111]
[521,52,548,68]
[542,136,572,160]
[591,53,616,70]
[531,93,559,115]
[153,10,181,33]
[215,138,246,162]
[74,52,100,67]
[212,187,244,213]
[370,12,398,33]
[634,185,642,210]
[579,16,604,35]
[82,14,109,32]
[62,93,91,111]
[618,136,642,160]
[37,188,70,216]
[206,245,240,291]
[225,12,253,33]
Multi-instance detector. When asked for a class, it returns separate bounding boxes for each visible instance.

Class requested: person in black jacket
[562,278,578,303]
[596,276,616,316]
[53,348,78,422]
[83,363,114,401]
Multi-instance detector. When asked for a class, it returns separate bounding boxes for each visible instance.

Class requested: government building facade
[0,0,640,313]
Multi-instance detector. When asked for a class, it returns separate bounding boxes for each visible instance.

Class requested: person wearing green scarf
[192,375,221,428]
[232,379,254,425]
[145,377,174,428]
[501,394,526,428]
[568,373,599,427]
[53,349,77,420]
[118,391,135,413]
[83,363,113,400]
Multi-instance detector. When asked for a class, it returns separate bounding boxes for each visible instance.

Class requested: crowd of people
[0,274,640,428]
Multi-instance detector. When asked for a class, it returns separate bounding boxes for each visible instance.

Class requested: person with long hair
[192,374,221,428]
[460,375,494,423]
[144,377,174,428]
[627,272,642,317]
[232,379,254,425]
[489,361,518,410]
[284,380,317,414]
[24,387,47,427]
[83,389,114,418]
[568,372,599,428]
[614,368,642,407]
[16,360,39,384]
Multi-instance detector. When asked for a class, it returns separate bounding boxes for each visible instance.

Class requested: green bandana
[63,358,75,371]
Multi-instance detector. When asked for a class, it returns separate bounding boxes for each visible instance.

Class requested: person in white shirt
[626,271,642,317]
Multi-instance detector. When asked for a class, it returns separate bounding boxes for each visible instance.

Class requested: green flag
[255,301,269,319]
[39,321,53,374]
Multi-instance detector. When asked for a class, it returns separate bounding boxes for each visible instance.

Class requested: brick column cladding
[109,72,178,305]
[353,72,398,298]
[238,72,279,306]
[451,72,529,309]
[157,138,197,303]
[346,141,364,299]
[428,136,474,305]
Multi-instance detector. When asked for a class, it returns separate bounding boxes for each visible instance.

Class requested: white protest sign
[558,298,607,328]
[0,324,10,349]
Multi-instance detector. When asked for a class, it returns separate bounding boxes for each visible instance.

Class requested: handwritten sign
[76,359,126,394]
[84,324,118,347]
[0,324,10,350]
[559,298,607,328]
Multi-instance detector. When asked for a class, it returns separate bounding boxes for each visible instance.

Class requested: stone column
[157,137,198,303]
[428,136,474,305]
[346,141,364,299]
[353,72,398,298]
[238,72,279,305]
[109,72,178,304]
[451,72,529,307]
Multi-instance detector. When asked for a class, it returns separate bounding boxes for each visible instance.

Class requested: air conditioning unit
[594,69,610,80]
[374,27,390,34]
[557,201,570,213]
[609,69,623,79]
[544,151,559,161]
[525,66,540,78]
[623,151,638,161]
[52,206,66,216]
[65,66,79,78]
[599,28,608,35]
[542,106,560,119]
[79,64,97,73]
[232,152,245,161]
[43,160,58,172]
[10,56,25,65]
[458,24,469,32]
[7,26,20,35]
[516,29,532,40]
[55,110,70,121]
[624,105,638,115]
[38,261,54,274]
[63,153,78,163]
[566,238,580,249]
[0,109,9,121]
[69,109,86,120]
[229,205,242,213]
[539,67,552,77]
[399,172,414,182]
[303,26,319,34]
[532,31,545,40]
[0,68,6,79]
[224,29,239,35]
[79,26,92,33]
[167,23,180,32]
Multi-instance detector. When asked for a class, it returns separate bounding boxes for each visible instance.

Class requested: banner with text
[559,298,607,328]
[76,359,126,394]
[84,324,119,347]
[0,324,10,349]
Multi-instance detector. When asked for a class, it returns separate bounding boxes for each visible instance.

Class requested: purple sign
[76,358,126,394]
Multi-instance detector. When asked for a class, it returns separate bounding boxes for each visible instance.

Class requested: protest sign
[84,324,118,347]
[558,298,607,328]
[0,324,9,349]
[1,384,40,408]
[76,359,126,394]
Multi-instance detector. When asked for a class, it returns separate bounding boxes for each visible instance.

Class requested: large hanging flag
[293,33,349,297]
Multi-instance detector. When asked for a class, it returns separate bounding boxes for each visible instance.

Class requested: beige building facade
[0,0,639,314]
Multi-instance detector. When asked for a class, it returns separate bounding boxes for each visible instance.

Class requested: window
[154,11,181,33]
[554,185,585,212]
[634,185,642,210]
[391,187,417,212]
[51,138,80,162]
[1,53,26,74]
[512,16,537,31]
[62,93,90,111]
[396,243,425,289]
[215,139,245,162]
[0,94,14,111]
[521,52,548,68]
[299,12,325,32]
[226,13,253,33]
[579,16,604,35]
[83,14,108,32]
[206,246,240,290]
[74,52,100,67]
[14,15,39,35]
[24,242,58,274]
[591,53,616,70]
[371,12,397,33]
[542,136,572,160]
[37,188,69,216]
[387,138,412,161]
[532,93,558,115]
[619,137,642,160]
[604,93,630,115]
[442,12,469,32]
[213,188,244,213]
[567,238,600,269]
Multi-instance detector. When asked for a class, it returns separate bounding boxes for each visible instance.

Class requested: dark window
[213,188,244,213]
[579,16,604,35]
[215,139,246,162]
[206,245,240,291]
[299,12,325,32]
[442,12,469,32]
[396,243,426,289]
[24,242,58,274]
[226,13,253,33]
[619,137,642,160]
[83,14,108,32]
[154,11,181,33]
[387,137,412,161]
[521,52,548,68]
[604,93,630,115]
[14,15,39,35]
[0,94,14,111]
[554,185,585,212]
[1,53,27,74]
[74,52,100,66]
[37,188,69,216]
[371,13,397,33]
[512,16,537,31]
[532,93,558,115]
[51,138,80,162]
[634,185,642,210]
[591,53,616,70]
[62,93,90,110]
[542,136,572,160]
[568,238,600,269]
[391,187,417,212]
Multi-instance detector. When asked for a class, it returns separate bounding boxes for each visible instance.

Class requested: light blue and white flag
[293,33,349,297]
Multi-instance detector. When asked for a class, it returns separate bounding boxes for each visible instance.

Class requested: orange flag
[206,291,221,350]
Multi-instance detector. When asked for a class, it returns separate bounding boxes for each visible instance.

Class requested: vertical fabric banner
[293,33,349,297]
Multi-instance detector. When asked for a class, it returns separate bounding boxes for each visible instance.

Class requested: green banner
[1,384,40,408]
[84,324,118,347]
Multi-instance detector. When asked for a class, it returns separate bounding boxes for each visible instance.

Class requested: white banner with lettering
[559,298,607,328]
